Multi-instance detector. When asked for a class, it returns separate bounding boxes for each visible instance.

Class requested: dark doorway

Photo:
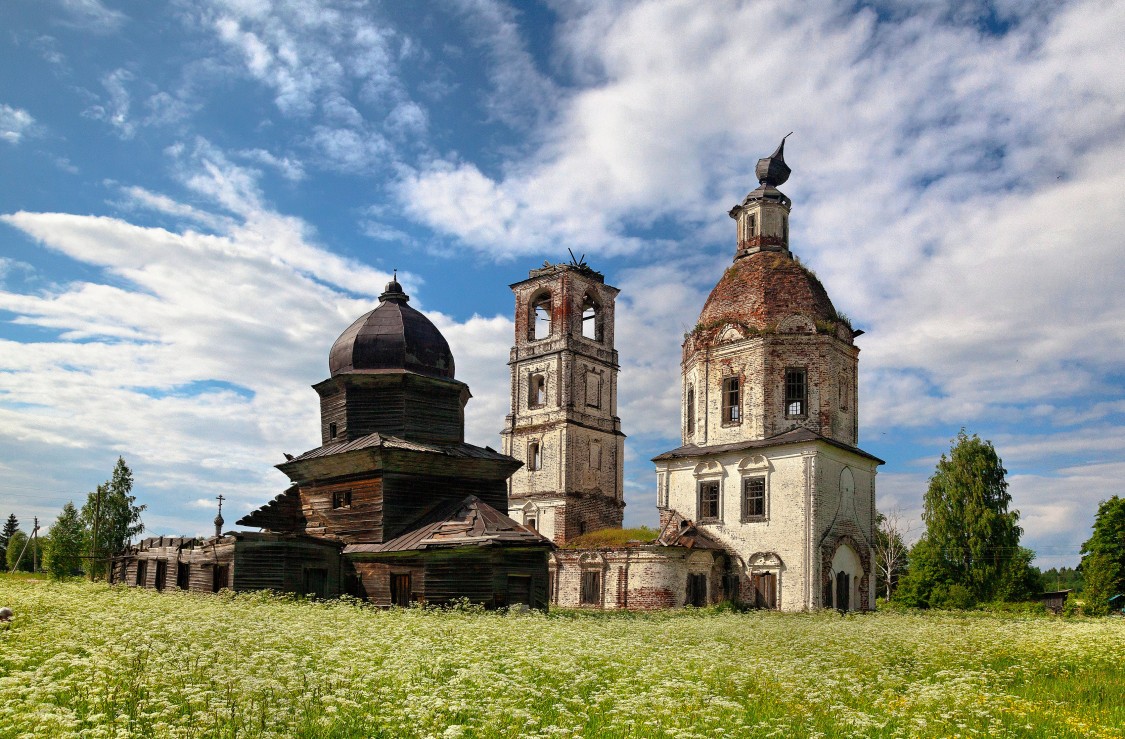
[507,575,532,607]
[391,573,412,606]
[304,568,329,598]
[836,571,850,611]
[154,560,167,591]
[136,560,148,587]
[212,564,229,593]
[687,573,708,607]
[176,561,190,590]
[751,572,777,609]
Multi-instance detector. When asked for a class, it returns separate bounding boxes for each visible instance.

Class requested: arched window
[529,293,552,340]
[528,441,541,471]
[581,294,600,340]
[686,386,695,435]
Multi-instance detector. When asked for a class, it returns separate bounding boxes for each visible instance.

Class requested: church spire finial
[755,133,792,188]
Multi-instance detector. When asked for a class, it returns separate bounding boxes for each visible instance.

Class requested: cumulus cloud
[0,105,35,144]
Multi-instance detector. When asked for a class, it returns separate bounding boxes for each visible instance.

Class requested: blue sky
[2,0,1124,569]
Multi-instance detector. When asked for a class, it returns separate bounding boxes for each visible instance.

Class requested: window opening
[785,368,807,417]
[580,571,601,605]
[686,386,695,434]
[328,422,337,439]
[136,559,148,587]
[391,573,412,607]
[699,481,720,520]
[722,376,741,424]
[835,571,851,611]
[581,295,600,340]
[176,561,190,590]
[743,477,766,520]
[528,442,541,471]
[530,294,552,340]
[332,489,352,509]
[525,517,536,531]
[529,373,546,407]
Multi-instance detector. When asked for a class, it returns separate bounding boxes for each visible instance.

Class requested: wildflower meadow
[0,577,1121,738]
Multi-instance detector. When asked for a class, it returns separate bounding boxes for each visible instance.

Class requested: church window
[699,481,720,520]
[528,441,541,471]
[745,214,756,241]
[722,376,741,424]
[589,440,602,470]
[785,368,807,418]
[525,517,536,531]
[581,294,601,340]
[686,386,695,434]
[585,371,601,408]
[391,573,412,607]
[530,293,552,340]
[332,489,352,509]
[328,422,338,439]
[742,477,766,521]
[529,374,546,408]
[580,571,601,605]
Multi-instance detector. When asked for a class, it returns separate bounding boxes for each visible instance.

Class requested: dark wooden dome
[328,279,456,379]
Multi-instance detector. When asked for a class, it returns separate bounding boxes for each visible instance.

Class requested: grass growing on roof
[561,526,661,548]
[0,575,1123,738]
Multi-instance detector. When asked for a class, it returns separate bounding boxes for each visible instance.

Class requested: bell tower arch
[502,261,625,544]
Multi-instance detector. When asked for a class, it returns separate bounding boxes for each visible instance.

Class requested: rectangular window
[699,481,720,520]
[529,373,546,408]
[391,574,412,607]
[742,477,766,521]
[722,376,741,424]
[785,368,807,417]
[332,489,352,509]
[580,571,601,605]
[589,441,602,470]
[528,441,541,471]
[686,386,695,434]
[585,371,601,408]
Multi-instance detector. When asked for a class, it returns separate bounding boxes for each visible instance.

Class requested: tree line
[2,457,145,580]
[875,430,1125,614]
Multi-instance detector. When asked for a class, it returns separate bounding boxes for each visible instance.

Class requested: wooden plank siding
[299,476,384,542]
[381,473,508,540]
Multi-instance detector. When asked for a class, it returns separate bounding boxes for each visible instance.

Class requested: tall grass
[0,577,1121,738]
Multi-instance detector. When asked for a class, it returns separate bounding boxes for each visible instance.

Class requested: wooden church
[114,276,552,609]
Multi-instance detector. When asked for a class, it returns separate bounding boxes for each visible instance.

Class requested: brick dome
[688,251,845,352]
[328,278,456,379]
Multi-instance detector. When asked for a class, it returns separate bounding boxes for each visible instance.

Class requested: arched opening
[529,293,552,340]
[830,543,863,611]
[527,441,541,471]
[529,373,546,408]
[686,385,695,435]
[581,293,600,340]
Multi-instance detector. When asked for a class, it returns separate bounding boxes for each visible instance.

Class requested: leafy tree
[1039,566,1083,593]
[893,536,950,608]
[80,457,146,579]
[45,502,86,579]
[875,508,912,601]
[0,513,18,563]
[1078,495,1125,615]
[915,430,1026,605]
[5,530,30,572]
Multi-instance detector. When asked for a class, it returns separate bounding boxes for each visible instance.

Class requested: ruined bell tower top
[729,135,795,260]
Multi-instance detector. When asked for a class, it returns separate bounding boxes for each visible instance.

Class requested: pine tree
[919,430,1026,605]
[46,502,86,579]
[81,457,146,579]
[0,513,18,563]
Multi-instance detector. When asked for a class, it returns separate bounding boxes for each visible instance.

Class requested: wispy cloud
[57,0,127,34]
[0,105,36,144]
[82,69,136,138]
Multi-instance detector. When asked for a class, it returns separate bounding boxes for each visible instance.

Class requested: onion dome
[328,274,456,379]
[754,134,792,188]
[688,251,843,352]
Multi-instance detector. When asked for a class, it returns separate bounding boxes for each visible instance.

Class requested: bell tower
[502,261,625,544]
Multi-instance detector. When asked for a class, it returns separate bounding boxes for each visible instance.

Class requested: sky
[2,0,1123,570]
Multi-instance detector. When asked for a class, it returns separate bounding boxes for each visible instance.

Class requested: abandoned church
[116,139,881,612]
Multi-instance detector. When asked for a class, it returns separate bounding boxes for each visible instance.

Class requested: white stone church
[503,138,882,612]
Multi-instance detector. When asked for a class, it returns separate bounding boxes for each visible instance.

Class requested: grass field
[0,577,1122,738]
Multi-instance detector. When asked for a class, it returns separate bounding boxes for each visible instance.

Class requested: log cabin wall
[299,475,384,542]
[381,473,509,540]
[315,373,467,447]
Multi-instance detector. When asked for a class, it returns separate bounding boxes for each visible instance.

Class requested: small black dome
[328,281,456,379]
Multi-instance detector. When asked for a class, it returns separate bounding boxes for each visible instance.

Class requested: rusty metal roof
[329,278,456,379]
[653,511,726,550]
[652,427,884,464]
[343,495,552,554]
[284,431,512,465]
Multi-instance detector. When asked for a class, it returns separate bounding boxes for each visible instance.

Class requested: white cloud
[236,148,306,181]
[82,69,136,138]
[0,105,35,144]
[57,0,127,33]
